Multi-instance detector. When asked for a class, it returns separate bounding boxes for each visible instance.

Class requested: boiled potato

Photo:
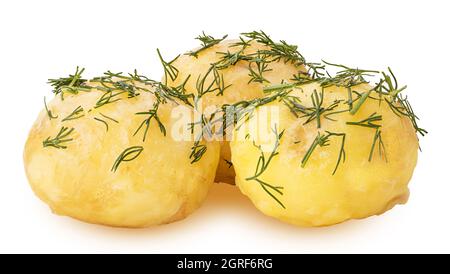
[24,77,219,227]
[166,37,305,184]
[230,82,419,226]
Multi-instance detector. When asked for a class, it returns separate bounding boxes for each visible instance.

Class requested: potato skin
[167,40,304,184]
[24,85,219,228]
[231,82,418,227]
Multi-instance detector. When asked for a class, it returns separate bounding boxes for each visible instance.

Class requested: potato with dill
[230,66,425,227]
[163,31,306,184]
[23,69,220,227]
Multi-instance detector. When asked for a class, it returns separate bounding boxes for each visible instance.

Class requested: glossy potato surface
[231,82,418,226]
[24,82,219,227]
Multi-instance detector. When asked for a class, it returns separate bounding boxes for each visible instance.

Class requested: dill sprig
[349,88,372,115]
[377,67,407,97]
[248,52,272,84]
[190,141,207,164]
[290,71,318,86]
[94,90,127,109]
[62,106,84,122]
[346,112,382,128]
[214,49,252,70]
[328,132,346,175]
[376,68,427,136]
[93,117,109,131]
[94,71,141,98]
[241,30,306,66]
[157,49,180,84]
[111,146,144,172]
[128,69,160,87]
[385,96,427,136]
[263,62,426,139]
[133,101,166,141]
[224,158,233,168]
[246,126,285,208]
[44,97,58,120]
[113,80,139,98]
[187,32,228,58]
[369,128,387,162]
[320,61,378,111]
[189,116,210,164]
[168,74,193,104]
[48,66,89,99]
[93,113,119,132]
[213,89,289,135]
[195,65,231,98]
[305,62,326,80]
[100,113,119,123]
[89,70,164,110]
[301,132,330,167]
[158,81,194,106]
[264,61,377,107]
[301,131,346,174]
[282,89,342,128]
[188,113,215,164]
[263,82,298,93]
[42,126,75,149]
[320,61,379,88]
[230,36,251,48]
[91,70,158,94]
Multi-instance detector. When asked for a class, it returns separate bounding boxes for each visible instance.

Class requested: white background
[0,0,449,253]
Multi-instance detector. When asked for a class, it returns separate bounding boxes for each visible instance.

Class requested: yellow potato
[231,82,419,226]
[24,77,219,227]
[166,38,304,183]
